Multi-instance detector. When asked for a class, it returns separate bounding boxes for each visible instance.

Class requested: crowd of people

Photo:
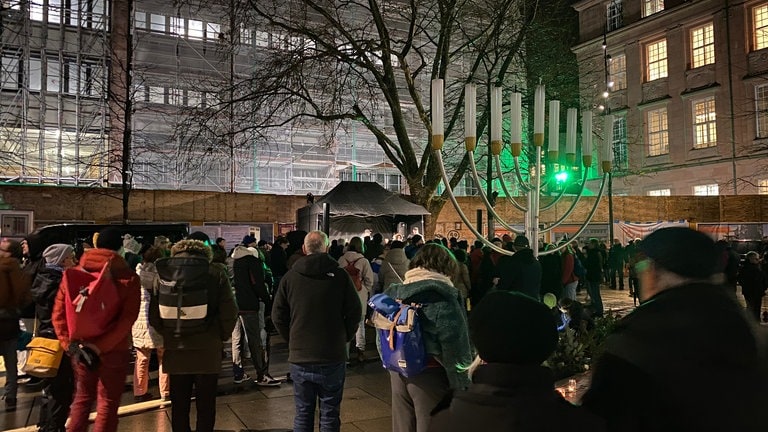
[0,226,767,432]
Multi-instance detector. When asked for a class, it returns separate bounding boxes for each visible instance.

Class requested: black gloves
[67,342,100,371]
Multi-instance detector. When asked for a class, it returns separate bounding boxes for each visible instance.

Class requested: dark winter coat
[231,246,271,312]
[271,246,288,277]
[495,248,542,300]
[608,244,625,269]
[585,248,603,283]
[582,283,768,432]
[271,253,361,364]
[430,363,605,431]
[149,252,238,374]
[738,261,767,301]
[539,251,563,300]
[0,256,31,339]
[384,274,473,389]
[30,265,63,339]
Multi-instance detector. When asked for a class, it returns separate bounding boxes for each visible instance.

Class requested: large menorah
[431,79,613,256]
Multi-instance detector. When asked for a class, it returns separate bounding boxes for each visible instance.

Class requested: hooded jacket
[132,262,163,349]
[0,256,31,339]
[52,248,141,354]
[149,251,238,374]
[30,265,63,339]
[231,246,270,312]
[384,269,473,389]
[271,253,361,364]
[429,363,605,431]
[378,248,409,292]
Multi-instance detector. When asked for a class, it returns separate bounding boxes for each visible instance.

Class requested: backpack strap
[388,306,406,351]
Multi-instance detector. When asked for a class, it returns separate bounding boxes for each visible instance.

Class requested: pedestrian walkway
[1,284,643,431]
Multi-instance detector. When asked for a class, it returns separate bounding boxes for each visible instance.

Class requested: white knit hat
[43,243,74,265]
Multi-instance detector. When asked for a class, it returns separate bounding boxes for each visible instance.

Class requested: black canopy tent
[296,181,430,240]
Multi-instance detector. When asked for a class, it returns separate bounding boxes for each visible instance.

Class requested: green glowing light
[555,172,568,183]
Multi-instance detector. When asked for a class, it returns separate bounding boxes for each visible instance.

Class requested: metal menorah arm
[492,155,527,212]
[539,177,571,212]
[436,151,514,256]
[512,157,533,192]
[538,172,609,256]
[466,151,526,234]
[539,169,590,231]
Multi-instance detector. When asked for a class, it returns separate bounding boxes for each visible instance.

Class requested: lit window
[612,116,628,171]
[150,14,166,32]
[643,0,664,17]
[693,184,718,196]
[48,0,61,23]
[47,59,61,93]
[692,96,717,148]
[1,56,19,89]
[30,0,43,21]
[148,86,165,104]
[646,39,667,81]
[29,58,42,91]
[187,90,201,107]
[608,53,626,91]
[758,179,768,195]
[240,27,252,45]
[754,4,768,50]
[755,84,768,138]
[606,0,623,32]
[135,11,147,29]
[691,23,715,68]
[646,107,668,156]
[169,88,183,105]
[255,31,269,47]
[188,20,203,40]
[647,189,670,196]
[205,23,220,40]
[170,17,185,37]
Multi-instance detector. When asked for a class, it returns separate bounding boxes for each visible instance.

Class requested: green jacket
[383,278,472,389]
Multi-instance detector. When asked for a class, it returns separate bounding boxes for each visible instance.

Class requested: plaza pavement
[0,286,652,432]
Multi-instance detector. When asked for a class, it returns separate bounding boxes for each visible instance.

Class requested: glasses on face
[634,258,652,274]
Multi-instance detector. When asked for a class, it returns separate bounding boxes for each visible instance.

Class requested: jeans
[290,362,346,432]
[0,338,17,400]
[232,310,270,379]
[354,292,367,350]
[389,367,449,432]
[134,347,169,398]
[68,349,131,432]
[170,373,218,432]
[38,354,74,432]
[609,267,624,289]
[587,280,604,316]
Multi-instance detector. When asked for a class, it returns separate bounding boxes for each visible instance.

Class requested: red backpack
[344,257,364,292]
[60,260,121,341]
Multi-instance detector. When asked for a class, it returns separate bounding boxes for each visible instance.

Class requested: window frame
[645,39,668,81]
[754,4,768,50]
[642,0,664,18]
[606,0,623,32]
[612,115,628,171]
[693,184,718,196]
[758,179,768,195]
[608,53,626,91]
[646,107,669,156]
[647,189,671,196]
[755,84,768,138]
[690,23,715,68]
[692,96,717,149]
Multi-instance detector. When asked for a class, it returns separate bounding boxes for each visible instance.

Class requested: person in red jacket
[52,227,141,432]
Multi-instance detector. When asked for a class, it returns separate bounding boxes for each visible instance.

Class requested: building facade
[573,0,768,196]
[0,0,482,196]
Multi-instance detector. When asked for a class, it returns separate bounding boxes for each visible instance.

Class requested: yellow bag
[23,337,64,378]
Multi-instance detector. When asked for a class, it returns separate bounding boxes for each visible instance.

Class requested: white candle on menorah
[431,79,612,256]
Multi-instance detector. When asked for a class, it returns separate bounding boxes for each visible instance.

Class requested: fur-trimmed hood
[171,239,212,262]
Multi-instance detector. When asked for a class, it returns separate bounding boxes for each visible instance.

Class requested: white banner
[613,220,688,245]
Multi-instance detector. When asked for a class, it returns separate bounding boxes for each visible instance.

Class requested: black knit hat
[470,291,558,365]
[96,227,123,251]
[638,227,718,279]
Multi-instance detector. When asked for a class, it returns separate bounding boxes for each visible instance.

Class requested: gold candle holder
[602,160,612,173]
[511,142,522,157]
[533,133,544,146]
[582,155,592,168]
[490,140,502,156]
[465,137,476,152]
[565,153,576,166]
[432,135,444,151]
[548,150,558,161]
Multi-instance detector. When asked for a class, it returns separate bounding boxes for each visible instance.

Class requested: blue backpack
[368,293,427,377]
[573,256,587,278]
